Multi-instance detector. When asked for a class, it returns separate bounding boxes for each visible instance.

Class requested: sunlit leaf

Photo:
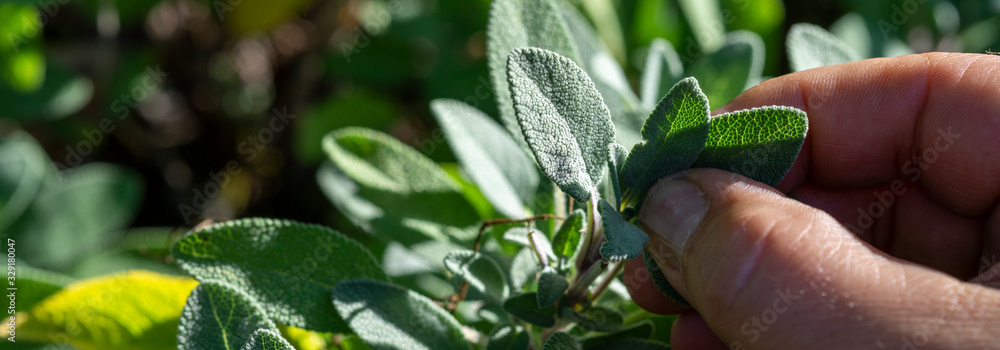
[178,280,279,350]
[787,23,861,72]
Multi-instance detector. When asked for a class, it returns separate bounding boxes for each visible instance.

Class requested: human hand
[624,53,1000,349]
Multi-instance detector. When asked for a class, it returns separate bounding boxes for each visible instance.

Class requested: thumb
[637,168,999,349]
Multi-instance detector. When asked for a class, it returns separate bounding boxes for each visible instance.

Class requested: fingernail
[638,173,708,269]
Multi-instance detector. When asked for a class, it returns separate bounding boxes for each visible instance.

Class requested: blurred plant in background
[1,0,998,349]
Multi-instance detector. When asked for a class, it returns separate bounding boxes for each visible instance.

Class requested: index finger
[716,53,1000,219]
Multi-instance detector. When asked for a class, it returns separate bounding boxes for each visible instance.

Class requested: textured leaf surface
[444,250,510,303]
[607,144,628,208]
[507,47,615,202]
[542,332,580,350]
[643,247,689,306]
[551,209,585,260]
[178,281,278,350]
[688,31,765,109]
[321,128,480,244]
[8,163,142,271]
[787,23,861,72]
[502,293,556,327]
[536,267,568,308]
[487,0,579,145]
[692,106,808,187]
[640,39,684,108]
[486,324,530,350]
[620,78,709,202]
[569,306,624,332]
[332,279,471,350]
[431,99,538,218]
[598,200,649,261]
[16,270,197,350]
[172,218,387,332]
[241,329,295,350]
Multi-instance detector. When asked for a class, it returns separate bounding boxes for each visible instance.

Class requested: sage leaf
[565,306,624,332]
[486,324,530,350]
[551,209,585,261]
[242,329,295,350]
[502,293,557,327]
[620,77,709,204]
[598,199,649,262]
[640,39,684,108]
[503,227,555,263]
[787,23,861,72]
[830,13,871,59]
[688,31,765,109]
[331,279,471,350]
[16,270,197,349]
[431,99,539,218]
[510,248,539,290]
[0,131,48,232]
[12,264,72,313]
[642,247,689,307]
[580,321,654,348]
[172,218,388,332]
[536,267,568,308]
[588,339,671,350]
[542,332,581,350]
[487,0,579,145]
[692,106,808,187]
[677,0,725,50]
[178,281,278,350]
[507,47,615,202]
[444,250,510,303]
[321,127,481,245]
[607,143,628,208]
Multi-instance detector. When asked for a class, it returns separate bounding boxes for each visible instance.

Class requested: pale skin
[624,53,1000,349]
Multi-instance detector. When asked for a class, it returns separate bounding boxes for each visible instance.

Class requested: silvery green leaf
[431,99,538,218]
[502,293,557,327]
[0,131,48,232]
[677,0,724,50]
[172,218,387,332]
[488,0,579,146]
[241,329,295,350]
[830,13,871,59]
[620,78,710,202]
[444,250,510,303]
[607,143,628,209]
[598,199,648,262]
[787,23,861,72]
[509,247,539,290]
[542,332,581,350]
[503,227,555,263]
[536,267,568,308]
[692,106,808,187]
[640,39,684,108]
[178,280,278,350]
[332,279,471,350]
[507,47,616,202]
[321,127,481,245]
[689,31,765,110]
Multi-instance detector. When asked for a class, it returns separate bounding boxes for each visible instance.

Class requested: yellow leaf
[13,270,197,350]
[278,325,328,350]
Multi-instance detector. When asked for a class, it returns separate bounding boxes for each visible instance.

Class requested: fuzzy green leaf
[444,250,510,303]
[688,31,765,110]
[486,324,530,350]
[0,131,48,235]
[551,209,585,260]
[542,332,581,350]
[692,106,809,187]
[640,39,684,108]
[332,279,471,350]
[620,77,709,202]
[642,247,689,306]
[172,218,387,332]
[509,248,540,290]
[580,321,654,348]
[503,227,555,262]
[178,281,279,350]
[431,99,538,218]
[488,0,579,145]
[502,293,557,327]
[787,23,861,72]
[607,143,628,208]
[536,267,568,308]
[12,264,72,313]
[242,329,295,350]
[598,199,648,261]
[321,127,480,245]
[507,47,616,202]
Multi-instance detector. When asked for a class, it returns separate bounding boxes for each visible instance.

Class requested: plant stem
[589,261,623,302]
